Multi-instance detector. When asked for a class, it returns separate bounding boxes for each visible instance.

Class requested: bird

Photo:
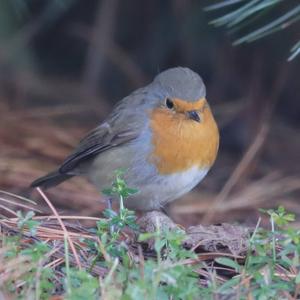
[31,67,219,211]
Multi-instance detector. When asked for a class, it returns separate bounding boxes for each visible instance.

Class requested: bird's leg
[160,204,171,217]
[106,197,113,210]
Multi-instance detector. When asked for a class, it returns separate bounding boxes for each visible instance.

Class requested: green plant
[90,170,139,261]
[1,211,55,299]
[2,173,300,299]
[134,226,200,300]
[16,210,40,236]
[101,169,138,232]
[212,206,300,299]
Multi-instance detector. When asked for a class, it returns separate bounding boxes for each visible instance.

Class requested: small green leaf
[125,188,139,195]
[102,188,113,196]
[139,232,157,242]
[103,209,118,218]
[154,239,165,254]
[215,257,241,272]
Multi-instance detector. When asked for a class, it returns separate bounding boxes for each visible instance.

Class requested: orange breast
[149,103,219,174]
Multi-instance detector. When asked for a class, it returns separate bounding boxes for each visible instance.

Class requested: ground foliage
[1,172,300,300]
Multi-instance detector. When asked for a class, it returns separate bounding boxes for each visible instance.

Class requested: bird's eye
[166,98,174,109]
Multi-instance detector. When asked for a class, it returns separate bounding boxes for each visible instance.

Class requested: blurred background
[1,0,299,227]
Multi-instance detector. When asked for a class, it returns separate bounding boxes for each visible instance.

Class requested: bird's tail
[30,170,73,189]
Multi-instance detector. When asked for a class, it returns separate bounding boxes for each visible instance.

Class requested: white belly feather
[125,165,209,210]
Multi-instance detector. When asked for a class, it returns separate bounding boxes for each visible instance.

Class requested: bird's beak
[187,110,201,122]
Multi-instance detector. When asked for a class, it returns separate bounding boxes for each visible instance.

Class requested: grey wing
[59,90,148,174]
[59,124,139,173]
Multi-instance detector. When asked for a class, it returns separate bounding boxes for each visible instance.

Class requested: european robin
[31,67,219,211]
